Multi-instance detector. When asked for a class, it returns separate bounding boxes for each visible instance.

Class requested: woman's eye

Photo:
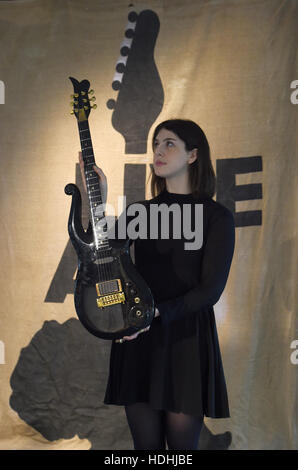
[167,141,173,147]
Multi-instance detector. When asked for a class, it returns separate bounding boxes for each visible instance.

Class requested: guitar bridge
[96,278,126,308]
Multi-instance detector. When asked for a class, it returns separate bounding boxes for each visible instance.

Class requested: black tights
[125,402,203,450]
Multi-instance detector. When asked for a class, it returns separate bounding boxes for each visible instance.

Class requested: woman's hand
[78,151,108,204]
[115,308,160,344]
[115,325,151,344]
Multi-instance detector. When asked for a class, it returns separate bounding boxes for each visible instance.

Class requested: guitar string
[80,124,113,288]
[89,161,112,285]
[86,162,112,286]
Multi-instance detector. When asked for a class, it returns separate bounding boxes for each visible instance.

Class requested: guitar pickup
[96,278,126,308]
[96,278,122,296]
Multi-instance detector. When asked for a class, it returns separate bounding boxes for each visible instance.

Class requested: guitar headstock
[69,77,97,121]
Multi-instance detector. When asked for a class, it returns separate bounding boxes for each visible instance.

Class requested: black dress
[104,188,235,418]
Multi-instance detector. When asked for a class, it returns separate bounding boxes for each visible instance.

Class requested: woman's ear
[188,148,198,164]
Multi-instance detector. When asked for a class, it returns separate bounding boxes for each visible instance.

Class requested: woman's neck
[165,175,191,194]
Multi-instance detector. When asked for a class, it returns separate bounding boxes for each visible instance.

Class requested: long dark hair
[149,119,216,200]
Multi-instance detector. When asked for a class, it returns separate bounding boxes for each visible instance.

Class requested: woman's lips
[155,161,167,166]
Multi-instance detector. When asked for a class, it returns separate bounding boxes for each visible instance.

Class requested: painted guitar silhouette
[107,10,164,153]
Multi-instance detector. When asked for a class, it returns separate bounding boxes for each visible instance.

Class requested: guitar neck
[78,120,109,250]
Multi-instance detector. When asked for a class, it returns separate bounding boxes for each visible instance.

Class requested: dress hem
[103,399,230,419]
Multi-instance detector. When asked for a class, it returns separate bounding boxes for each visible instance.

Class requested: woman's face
[153,128,197,179]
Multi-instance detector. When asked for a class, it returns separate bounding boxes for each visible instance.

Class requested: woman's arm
[156,206,235,326]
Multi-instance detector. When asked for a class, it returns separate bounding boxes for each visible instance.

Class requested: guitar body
[65,78,155,340]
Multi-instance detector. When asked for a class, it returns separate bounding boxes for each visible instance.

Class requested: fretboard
[78,120,109,251]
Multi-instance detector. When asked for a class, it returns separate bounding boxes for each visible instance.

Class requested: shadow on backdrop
[9,318,231,450]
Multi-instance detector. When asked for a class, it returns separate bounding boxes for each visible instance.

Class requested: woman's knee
[125,402,166,450]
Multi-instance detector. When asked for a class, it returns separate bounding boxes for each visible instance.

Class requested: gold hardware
[90,96,96,102]
[96,279,125,307]
[88,89,94,95]
[136,310,142,316]
[134,297,140,303]
[96,292,125,308]
[81,91,86,96]
[91,104,97,109]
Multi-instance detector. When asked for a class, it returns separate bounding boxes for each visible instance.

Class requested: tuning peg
[90,96,96,102]
[84,105,89,110]
[71,93,79,98]
[91,104,97,109]
[70,110,75,115]
[88,89,94,95]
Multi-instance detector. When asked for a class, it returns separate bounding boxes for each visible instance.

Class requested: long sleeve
[156,206,235,326]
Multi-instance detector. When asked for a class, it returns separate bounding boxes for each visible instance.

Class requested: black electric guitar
[65,77,154,340]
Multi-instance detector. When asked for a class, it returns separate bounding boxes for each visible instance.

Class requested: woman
[79,119,235,450]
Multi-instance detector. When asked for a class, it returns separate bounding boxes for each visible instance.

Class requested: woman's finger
[92,165,108,204]
[78,151,87,192]
[115,326,151,343]
[93,165,107,181]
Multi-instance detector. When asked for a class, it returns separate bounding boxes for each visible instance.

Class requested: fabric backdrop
[0,0,297,450]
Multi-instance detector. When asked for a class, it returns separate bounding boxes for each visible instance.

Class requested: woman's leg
[124,402,166,450]
[165,410,204,450]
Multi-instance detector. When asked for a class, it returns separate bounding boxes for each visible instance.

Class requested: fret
[82,148,94,157]
[90,199,103,205]
[83,155,95,161]
[88,192,101,196]
[86,178,98,184]
[77,118,109,249]
[79,130,90,138]
[88,187,101,192]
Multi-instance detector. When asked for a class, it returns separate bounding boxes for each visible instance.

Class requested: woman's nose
[155,144,164,156]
